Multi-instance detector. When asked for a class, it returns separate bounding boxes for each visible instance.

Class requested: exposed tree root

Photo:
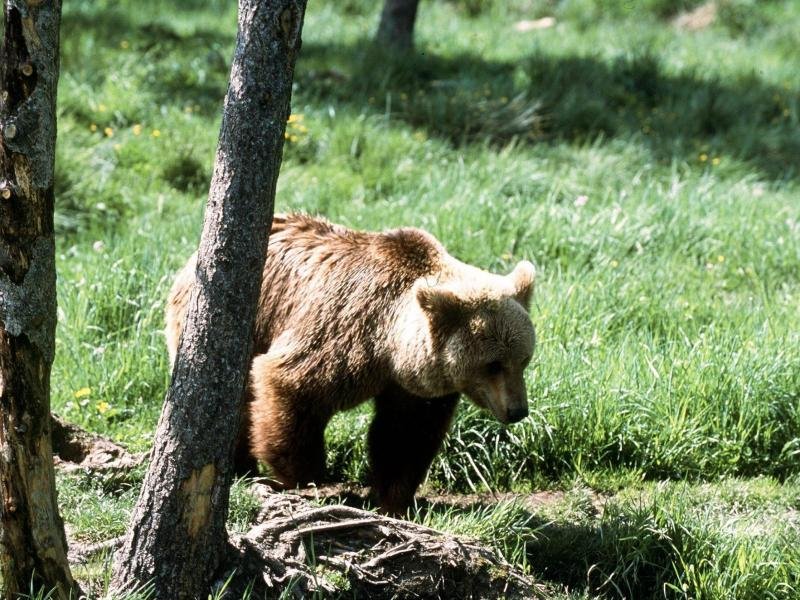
[218,484,545,599]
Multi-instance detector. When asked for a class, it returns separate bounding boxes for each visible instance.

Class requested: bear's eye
[486,361,503,376]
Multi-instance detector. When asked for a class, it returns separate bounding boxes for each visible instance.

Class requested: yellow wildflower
[97,401,110,414]
[98,103,107,113]
[717,255,725,263]
[711,157,721,166]
[610,260,619,268]
[104,127,114,137]
[288,114,303,123]
[699,153,708,162]
[120,40,129,49]
[132,124,142,136]
[89,123,98,132]
[74,387,91,399]
[151,129,161,138]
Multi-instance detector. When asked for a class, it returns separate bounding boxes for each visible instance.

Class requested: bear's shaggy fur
[166,214,536,513]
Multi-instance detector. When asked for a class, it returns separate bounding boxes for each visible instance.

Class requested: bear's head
[414,261,536,424]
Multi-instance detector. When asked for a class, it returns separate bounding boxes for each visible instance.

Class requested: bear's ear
[509,260,536,309]
[416,284,468,333]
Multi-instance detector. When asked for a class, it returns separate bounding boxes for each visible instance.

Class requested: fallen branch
[50,414,144,473]
[68,536,124,565]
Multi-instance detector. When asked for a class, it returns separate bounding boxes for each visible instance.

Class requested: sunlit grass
[48,0,800,598]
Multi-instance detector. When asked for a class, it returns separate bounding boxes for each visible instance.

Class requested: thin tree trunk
[0,1,80,599]
[376,0,420,50]
[110,1,306,598]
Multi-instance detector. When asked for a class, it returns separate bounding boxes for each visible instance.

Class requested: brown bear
[165,213,536,514]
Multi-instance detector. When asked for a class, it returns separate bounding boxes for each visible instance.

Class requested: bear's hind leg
[249,352,330,488]
[368,387,458,515]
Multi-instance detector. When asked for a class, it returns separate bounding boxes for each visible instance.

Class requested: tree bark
[110,1,307,598]
[376,0,420,50]
[0,1,80,599]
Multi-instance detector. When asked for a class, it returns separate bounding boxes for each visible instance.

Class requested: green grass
[46,0,800,598]
[415,477,800,599]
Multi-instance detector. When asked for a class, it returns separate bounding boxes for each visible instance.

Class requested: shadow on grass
[296,40,799,181]
[61,6,233,114]
[61,8,798,181]
[299,484,678,599]
[412,496,678,600]
[61,4,232,51]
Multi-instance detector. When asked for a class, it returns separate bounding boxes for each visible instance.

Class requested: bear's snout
[506,405,529,423]
[469,373,531,424]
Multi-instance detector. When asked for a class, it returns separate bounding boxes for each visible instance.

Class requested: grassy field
[49,0,800,598]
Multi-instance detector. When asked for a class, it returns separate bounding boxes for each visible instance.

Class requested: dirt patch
[514,17,556,33]
[673,2,717,31]
[286,482,608,517]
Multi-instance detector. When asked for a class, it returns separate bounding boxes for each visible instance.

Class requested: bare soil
[288,481,608,517]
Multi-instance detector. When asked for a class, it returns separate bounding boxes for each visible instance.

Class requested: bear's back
[166,214,444,365]
[252,214,443,359]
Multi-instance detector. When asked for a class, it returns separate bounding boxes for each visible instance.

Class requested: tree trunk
[376,0,420,50]
[110,1,307,598]
[0,1,80,599]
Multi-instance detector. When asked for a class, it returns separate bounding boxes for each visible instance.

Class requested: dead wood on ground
[50,414,144,473]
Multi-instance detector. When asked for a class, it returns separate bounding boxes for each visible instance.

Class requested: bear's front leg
[232,388,259,476]
[248,352,330,488]
[368,386,459,515]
